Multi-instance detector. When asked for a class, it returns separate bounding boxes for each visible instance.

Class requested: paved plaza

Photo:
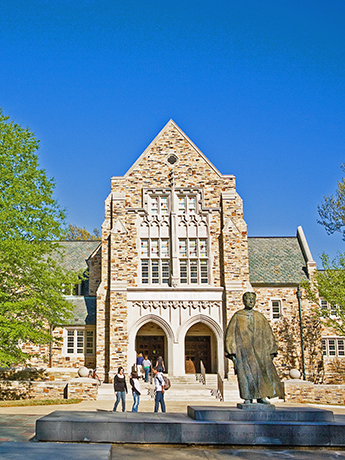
[2,398,345,458]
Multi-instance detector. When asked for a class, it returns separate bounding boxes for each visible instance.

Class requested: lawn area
[0,398,82,407]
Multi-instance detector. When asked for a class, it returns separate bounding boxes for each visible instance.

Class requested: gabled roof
[54,241,101,272]
[63,296,96,325]
[112,119,234,180]
[248,237,309,285]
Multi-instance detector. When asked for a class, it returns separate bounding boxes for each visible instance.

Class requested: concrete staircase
[97,374,241,403]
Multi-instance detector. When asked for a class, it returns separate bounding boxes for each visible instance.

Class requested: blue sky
[1,0,344,266]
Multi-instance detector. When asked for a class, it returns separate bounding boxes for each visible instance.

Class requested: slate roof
[248,237,309,285]
[54,241,101,272]
[63,296,96,326]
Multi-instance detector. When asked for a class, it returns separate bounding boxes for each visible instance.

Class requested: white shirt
[154,372,164,391]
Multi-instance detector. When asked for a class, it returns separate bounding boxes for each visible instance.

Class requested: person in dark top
[155,355,165,372]
[113,366,128,412]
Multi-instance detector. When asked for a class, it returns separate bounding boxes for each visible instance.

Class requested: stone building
[25,120,341,382]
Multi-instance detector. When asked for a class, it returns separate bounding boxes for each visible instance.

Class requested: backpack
[163,375,171,390]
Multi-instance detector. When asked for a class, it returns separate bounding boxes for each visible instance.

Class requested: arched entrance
[185,323,217,374]
[135,322,167,371]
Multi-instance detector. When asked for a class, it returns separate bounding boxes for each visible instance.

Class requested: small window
[200,260,208,284]
[271,300,281,320]
[329,339,336,356]
[188,196,196,214]
[161,240,169,258]
[141,260,149,284]
[199,239,207,257]
[189,239,197,257]
[151,197,158,215]
[162,260,170,284]
[180,260,187,283]
[190,260,198,283]
[86,331,94,355]
[179,239,187,257]
[160,196,169,215]
[152,260,159,283]
[178,196,186,214]
[141,240,149,257]
[151,239,159,257]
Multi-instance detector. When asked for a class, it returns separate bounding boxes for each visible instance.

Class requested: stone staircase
[97,374,241,403]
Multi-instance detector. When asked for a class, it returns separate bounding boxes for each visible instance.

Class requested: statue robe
[225,308,284,400]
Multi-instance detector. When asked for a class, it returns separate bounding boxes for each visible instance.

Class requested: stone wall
[284,379,345,405]
[0,379,98,401]
[254,286,323,382]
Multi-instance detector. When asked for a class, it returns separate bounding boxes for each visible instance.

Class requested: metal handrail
[200,360,206,385]
[217,372,224,401]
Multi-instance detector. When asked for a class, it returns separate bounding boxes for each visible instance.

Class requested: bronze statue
[224,291,284,404]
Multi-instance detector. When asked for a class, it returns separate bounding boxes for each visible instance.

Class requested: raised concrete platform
[188,406,335,422]
[0,442,111,460]
[35,407,345,446]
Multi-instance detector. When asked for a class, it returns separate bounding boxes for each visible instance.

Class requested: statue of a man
[224,291,284,404]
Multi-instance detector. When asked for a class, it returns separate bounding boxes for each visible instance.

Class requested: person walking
[113,367,127,412]
[129,371,141,412]
[136,352,144,379]
[155,355,165,372]
[153,368,165,413]
[142,355,151,382]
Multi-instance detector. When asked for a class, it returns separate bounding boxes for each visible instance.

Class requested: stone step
[97,381,241,402]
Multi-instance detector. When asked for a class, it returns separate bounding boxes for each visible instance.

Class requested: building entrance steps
[97,375,242,403]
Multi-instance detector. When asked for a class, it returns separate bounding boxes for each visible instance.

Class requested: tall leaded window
[141,238,170,285]
[178,238,208,284]
[139,189,210,286]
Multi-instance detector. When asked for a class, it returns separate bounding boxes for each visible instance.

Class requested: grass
[0,398,82,407]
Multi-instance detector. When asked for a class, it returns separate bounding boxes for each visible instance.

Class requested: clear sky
[1,0,344,266]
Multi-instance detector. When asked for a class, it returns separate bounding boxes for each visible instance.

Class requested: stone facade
[22,120,343,386]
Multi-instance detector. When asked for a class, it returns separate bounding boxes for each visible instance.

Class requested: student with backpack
[152,368,165,413]
[129,371,141,412]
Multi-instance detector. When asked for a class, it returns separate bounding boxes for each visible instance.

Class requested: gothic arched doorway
[135,322,168,372]
[185,323,217,374]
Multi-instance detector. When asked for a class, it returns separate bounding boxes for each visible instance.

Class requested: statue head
[243,291,256,310]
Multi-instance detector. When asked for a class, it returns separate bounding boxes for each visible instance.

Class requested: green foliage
[318,164,345,240]
[65,224,100,241]
[302,253,345,336]
[0,109,78,366]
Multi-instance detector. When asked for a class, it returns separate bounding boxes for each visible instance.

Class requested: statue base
[237,402,275,410]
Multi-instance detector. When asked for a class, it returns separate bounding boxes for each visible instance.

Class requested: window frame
[322,337,345,358]
[63,327,95,357]
[270,299,282,321]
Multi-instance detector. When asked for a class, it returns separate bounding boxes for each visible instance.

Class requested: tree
[65,224,101,241]
[318,164,345,240]
[0,109,79,366]
[302,253,345,336]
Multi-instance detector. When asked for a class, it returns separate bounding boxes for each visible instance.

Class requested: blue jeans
[132,392,140,412]
[144,367,150,382]
[113,391,126,412]
[154,391,166,412]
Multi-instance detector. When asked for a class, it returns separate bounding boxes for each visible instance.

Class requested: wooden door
[136,335,165,369]
[185,336,211,373]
